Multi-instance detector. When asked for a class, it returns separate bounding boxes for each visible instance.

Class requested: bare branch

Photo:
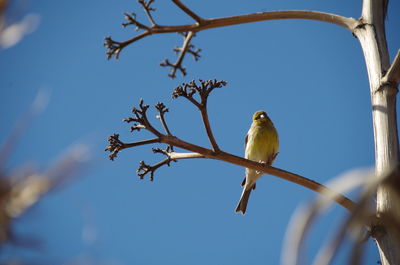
[105,134,160,161]
[137,146,175,181]
[185,44,201,61]
[124,98,163,137]
[172,79,227,152]
[172,80,200,107]
[138,0,157,26]
[172,79,227,107]
[104,32,151,60]
[122,12,149,30]
[155,102,172,136]
[137,159,167,181]
[382,50,400,86]
[160,31,196,78]
[136,147,204,181]
[155,102,174,153]
[106,81,355,211]
[106,7,357,76]
[108,131,356,211]
[171,0,204,23]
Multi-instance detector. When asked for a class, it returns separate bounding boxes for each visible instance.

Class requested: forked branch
[105,80,356,211]
[172,79,227,152]
[160,31,200,78]
[105,1,358,78]
[104,0,360,78]
[138,0,156,26]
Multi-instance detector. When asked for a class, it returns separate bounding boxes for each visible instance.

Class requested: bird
[235,110,279,214]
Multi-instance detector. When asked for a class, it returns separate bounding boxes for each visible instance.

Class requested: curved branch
[199,107,219,152]
[106,133,355,210]
[106,10,358,61]
[160,135,356,211]
[198,10,358,32]
[138,10,357,34]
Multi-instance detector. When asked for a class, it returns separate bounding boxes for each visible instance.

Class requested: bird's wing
[244,133,248,150]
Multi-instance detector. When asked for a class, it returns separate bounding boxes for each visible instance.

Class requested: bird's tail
[235,187,253,215]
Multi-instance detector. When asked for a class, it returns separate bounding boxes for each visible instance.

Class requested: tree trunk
[354,0,400,264]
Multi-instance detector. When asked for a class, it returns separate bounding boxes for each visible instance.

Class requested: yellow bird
[235,110,279,214]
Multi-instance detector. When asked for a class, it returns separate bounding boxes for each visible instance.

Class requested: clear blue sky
[1,0,399,264]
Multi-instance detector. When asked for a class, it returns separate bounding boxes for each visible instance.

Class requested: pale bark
[353,0,400,264]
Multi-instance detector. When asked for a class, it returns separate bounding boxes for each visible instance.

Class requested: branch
[106,7,359,55]
[136,147,205,180]
[172,80,227,152]
[162,135,356,211]
[382,49,400,86]
[105,80,355,211]
[122,12,149,30]
[105,134,160,161]
[124,98,162,137]
[106,5,358,76]
[171,0,204,23]
[106,132,355,211]
[160,31,199,78]
[155,102,172,136]
[104,32,151,60]
[138,0,157,26]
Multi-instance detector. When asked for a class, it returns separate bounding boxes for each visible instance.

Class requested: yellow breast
[245,124,279,164]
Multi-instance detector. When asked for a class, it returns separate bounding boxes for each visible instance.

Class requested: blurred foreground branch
[0,92,89,247]
[283,166,400,265]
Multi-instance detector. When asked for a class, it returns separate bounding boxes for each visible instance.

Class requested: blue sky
[1,0,399,264]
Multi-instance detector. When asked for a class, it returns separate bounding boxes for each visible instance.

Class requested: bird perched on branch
[235,110,279,214]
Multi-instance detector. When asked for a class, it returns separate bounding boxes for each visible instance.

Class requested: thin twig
[122,12,149,30]
[137,147,204,180]
[382,49,400,86]
[104,31,151,59]
[171,0,204,23]
[137,159,168,181]
[105,134,160,160]
[160,31,195,78]
[172,80,226,151]
[138,0,157,26]
[124,98,163,137]
[155,102,172,136]
[199,107,219,152]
